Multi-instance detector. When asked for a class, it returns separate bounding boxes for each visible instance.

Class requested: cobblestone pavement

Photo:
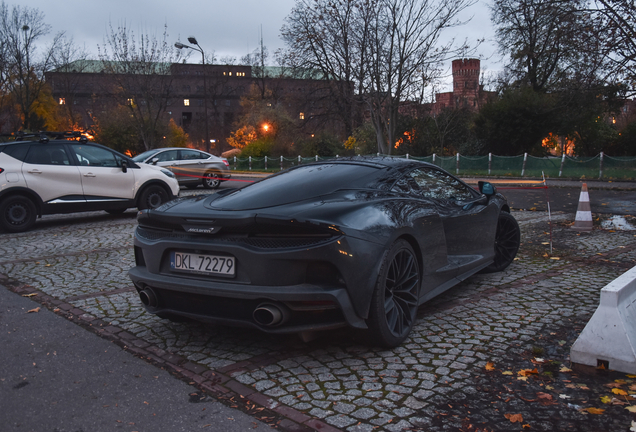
[2,204,636,431]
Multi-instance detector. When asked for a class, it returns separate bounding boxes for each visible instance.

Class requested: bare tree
[49,36,90,130]
[98,21,183,151]
[364,0,475,154]
[0,1,62,131]
[591,0,636,94]
[281,0,373,138]
[491,0,599,92]
[282,0,475,155]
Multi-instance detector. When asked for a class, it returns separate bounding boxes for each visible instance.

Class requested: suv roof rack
[0,131,91,143]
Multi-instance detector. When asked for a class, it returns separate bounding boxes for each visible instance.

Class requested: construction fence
[228,153,636,180]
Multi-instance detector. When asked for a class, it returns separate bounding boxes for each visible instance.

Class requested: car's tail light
[0,168,4,174]
[222,159,229,167]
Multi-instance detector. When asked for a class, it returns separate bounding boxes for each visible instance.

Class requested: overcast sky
[18,0,502,91]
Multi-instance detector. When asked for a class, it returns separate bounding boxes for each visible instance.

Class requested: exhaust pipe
[139,288,159,308]
[253,303,289,327]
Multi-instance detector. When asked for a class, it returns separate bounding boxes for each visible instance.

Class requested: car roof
[153,147,209,152]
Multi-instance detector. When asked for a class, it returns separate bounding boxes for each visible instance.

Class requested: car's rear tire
[367,239,420,348]
[202,172,221,189]
[481,212,520,273]
[138,185,168,210]
[0,195,37,233]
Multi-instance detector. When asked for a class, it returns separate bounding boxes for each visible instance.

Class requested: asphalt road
[500,187,636,215]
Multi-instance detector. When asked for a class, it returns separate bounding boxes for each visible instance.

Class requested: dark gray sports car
[129,157,520,347]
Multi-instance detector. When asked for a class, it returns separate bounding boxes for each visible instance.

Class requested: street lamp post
[175,37,210,153]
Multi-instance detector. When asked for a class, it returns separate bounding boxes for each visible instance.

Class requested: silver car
[133,147,231,189]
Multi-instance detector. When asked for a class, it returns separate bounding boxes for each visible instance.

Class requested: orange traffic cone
[572,183,593,231]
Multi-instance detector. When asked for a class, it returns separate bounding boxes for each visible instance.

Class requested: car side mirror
[151,157,159,165]
[479,181,496,196]
[122,160,128,173]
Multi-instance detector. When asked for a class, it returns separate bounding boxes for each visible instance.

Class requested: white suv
[0,134,180,232]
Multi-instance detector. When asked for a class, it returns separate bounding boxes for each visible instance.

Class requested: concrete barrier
[570,265,636,373]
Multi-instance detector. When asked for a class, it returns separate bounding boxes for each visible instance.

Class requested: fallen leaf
[605,383,624,388]
[485,362,495,371]
[601,396,613,404]
[559,394,572,399]
[502,371,513,376]
[612,388,628,396]
[537,392,557,405]
[627,375,636,379]
[626,406,636,413]
[631,420,636,432]
[505,413,523,423]
[560,366,572,373]
[21,293,37,297]
[518,368,539,376]
[27,307,40,313]
[580,407,605,414]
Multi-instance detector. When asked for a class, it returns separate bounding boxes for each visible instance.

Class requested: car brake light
[223,160,229,167]
[0,168,4,174]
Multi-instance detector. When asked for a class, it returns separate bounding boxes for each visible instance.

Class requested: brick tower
[452,58,480,97]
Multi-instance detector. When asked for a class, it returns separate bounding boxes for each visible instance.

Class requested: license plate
[170,251,235,276]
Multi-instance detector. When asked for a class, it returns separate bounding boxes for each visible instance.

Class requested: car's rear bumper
[127,228,386,332]
[128,265,364,332]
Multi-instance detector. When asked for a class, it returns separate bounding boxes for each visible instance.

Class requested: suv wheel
[0,195,37,233]
[138,185,168,210]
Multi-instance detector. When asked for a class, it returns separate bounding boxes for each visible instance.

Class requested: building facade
[45,61,343,153]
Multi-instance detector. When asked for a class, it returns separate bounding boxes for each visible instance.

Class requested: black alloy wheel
[368,239,420,348]
[138,185,168,210]
[202,172,221,189]
[481,212,520,273]
[0,195,37,233]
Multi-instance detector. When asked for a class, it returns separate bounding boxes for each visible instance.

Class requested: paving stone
[4,210,636,432]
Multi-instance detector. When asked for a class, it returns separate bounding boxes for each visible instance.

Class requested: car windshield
[132,149,161,162]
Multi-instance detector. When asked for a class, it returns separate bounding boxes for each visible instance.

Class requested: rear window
[210,163,385,210]
[2,143,30,161]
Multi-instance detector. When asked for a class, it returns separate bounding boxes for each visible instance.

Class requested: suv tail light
[222,159,229,167]
[0,168,4,174]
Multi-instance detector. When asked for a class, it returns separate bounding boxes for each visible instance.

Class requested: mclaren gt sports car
[129,157,520,347]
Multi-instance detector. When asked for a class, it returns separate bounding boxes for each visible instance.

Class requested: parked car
[129,157,520,347]
[132,147,231,189]
[0,133,180,233]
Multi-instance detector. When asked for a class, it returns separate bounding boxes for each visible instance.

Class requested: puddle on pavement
[601,215,636,231]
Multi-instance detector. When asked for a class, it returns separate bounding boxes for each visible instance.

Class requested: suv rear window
[2,143,30,161]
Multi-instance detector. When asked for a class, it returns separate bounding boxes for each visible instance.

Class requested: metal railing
[228,153,636,180]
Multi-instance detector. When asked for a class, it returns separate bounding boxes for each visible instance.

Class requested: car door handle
[27,169,42,174]
[83,172,96,177]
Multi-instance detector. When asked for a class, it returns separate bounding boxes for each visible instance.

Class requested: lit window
[127,98,134,105]
[229,71,232,76]
[299,112,305,120]
[236,72,245,77]
[59,98,65,105]
[223,72,227,76]
[184,99,190,106]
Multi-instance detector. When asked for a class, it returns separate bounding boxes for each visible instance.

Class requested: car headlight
[161,169,175,179]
